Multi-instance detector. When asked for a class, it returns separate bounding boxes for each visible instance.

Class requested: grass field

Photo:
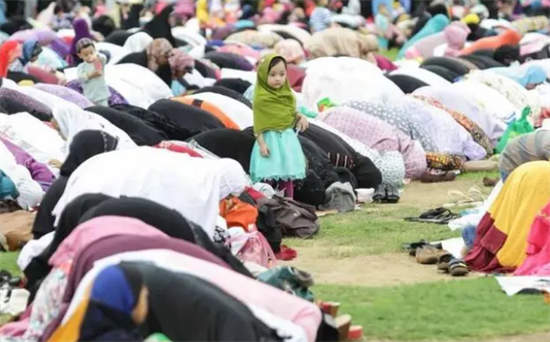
[284,171,550,341]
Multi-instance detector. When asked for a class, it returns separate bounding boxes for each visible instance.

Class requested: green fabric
[495,107,535,154]
[253,53,297,134]
[257,266,315,302]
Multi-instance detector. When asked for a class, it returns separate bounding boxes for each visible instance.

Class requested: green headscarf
[253,53,297,135]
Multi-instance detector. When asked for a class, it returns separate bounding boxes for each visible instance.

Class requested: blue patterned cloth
[250,129,306,183]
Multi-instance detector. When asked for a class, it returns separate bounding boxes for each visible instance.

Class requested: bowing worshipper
[398,14,450,59]
[0,139,43,210]
[0,137,55,191]
[465,161,550,273]
[117,38,174,86]
[0,87,52,121]
[59,249,322,341]
[77,196,252,277]
[86,106,166,146]
[305,27,379,63]
[168,49,195,96]
[55,261,287,342]
[459,29,523,56]
[9,39,42,72]
[31,130,119,240]
[499,130,550,182]
[58,264,148,342]
[191,129,256,171]
[50,105,137,151]
[149,99,225,140]
[50,147,248,240]
[122,32,153,53]
[487,65,547,89]
[0,40,22,78]
[34,83,94,109]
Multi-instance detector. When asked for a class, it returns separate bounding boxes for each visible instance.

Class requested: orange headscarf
[0,40,22,78]
[459,29,522,56]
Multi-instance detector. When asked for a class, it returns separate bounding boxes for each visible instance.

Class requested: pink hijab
[405,22,470,60]
[444,24,471,57]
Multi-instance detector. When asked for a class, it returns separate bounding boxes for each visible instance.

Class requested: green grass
[0,252,20,276]
[314,278,550,341]
[286,204,461,258]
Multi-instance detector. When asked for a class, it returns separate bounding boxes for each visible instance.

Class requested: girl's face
[267,60,287,90]
[131,286,149,325]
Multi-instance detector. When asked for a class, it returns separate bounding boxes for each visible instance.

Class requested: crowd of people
[0,0,549,341]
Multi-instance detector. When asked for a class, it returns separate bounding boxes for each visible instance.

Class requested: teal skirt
[250,129,307,183]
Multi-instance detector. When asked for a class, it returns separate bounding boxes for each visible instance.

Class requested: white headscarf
[51,104,137,151]
[0,113,65,174]
[0,141,44,209]
[123,32,154,53]
[51,147,247,238]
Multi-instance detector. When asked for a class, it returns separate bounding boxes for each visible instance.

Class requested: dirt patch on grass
[285,246,482,287]
[397,178,494,209]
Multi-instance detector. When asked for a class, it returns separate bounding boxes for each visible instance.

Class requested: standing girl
[250,54,308,199]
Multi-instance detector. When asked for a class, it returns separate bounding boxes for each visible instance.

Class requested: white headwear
[123,32,154,53]
[0,141,44,209]
[52,147,247,238]
[51,104,137,151]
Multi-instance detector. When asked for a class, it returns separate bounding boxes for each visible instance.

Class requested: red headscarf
[0,40,22,78]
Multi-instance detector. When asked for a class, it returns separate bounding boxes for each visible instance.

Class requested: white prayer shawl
[187,92,253,129]
[390,66,451,88]
[0,141,44,209]
[51,104,137,152]
[63,250,310,342]
[103,64,173,109]
[452,80,518,122]
[301,57,404,111]
[0,113,64,174]
[96,42,130,65]
[51,147,247,238]
[122,32,153,53]
[14,85,75,112]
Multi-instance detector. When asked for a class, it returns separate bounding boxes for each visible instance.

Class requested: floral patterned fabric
[426,152,465,171]
[342,100,437,153]
[0,262,71,342]
[412,94,493,156]
[321,107,427,179]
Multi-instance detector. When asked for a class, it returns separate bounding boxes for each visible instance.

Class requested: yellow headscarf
[462,13,480,25]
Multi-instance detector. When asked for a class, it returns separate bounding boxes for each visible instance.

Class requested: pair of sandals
[437,254,469,277]
[0,271,21,288]
[373,184,400,203]
[404,207,459,224]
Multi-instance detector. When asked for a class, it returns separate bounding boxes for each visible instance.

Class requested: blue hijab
[398,14,450,59]
[0,169,18,200]
[19,40,42,66]
[79,264,144,342]
[487,65,547,88]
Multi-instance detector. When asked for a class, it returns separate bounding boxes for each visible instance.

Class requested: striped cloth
[309,7,331,33]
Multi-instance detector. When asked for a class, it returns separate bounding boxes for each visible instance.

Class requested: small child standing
[76,38,109,107]
[250,54,308,198]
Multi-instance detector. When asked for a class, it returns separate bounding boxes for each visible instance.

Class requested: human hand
[48,160,62,168]
[296,114,309,132]
[260,143,270,157]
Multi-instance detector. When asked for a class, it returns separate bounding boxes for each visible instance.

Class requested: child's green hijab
[253,53,297,135]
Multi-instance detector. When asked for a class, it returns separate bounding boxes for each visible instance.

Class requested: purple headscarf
[69,18,93,59]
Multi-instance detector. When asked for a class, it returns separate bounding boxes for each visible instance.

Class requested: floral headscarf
[145,38,173,72]
[168,49,195,77]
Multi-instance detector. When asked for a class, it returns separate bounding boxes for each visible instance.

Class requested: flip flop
[415,245,441,265]
[449,259,469,277]
[437,253,454,272]
[401,240,429,256]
